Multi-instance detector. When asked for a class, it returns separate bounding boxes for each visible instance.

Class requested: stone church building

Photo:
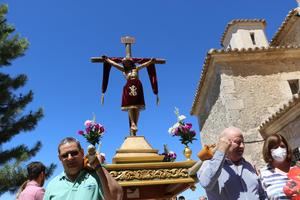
[191,7,300,166]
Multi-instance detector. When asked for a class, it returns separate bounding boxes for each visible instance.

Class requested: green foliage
[0,162,56,195]
[0,4,29,66]
[0,4,56,196]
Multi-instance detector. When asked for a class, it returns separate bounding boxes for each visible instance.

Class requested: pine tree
[0,4,56,195]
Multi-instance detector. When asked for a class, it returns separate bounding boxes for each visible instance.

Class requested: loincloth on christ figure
[121,78,145,110]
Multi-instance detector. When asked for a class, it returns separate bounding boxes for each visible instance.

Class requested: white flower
[173,122,180,128]
[168,122,181,135]
[84,120,92,126]
[168,127,174,134]
[178,115,186,122]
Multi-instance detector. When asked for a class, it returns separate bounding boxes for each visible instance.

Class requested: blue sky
[1,1,297,199]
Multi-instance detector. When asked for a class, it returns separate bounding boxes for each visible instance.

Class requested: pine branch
[0,90,34,123]
[0,4,57,196]
[0,163,27,195]
[0,35,29,66]
[0,108,43,144]
[0,142,41,165]
[0,73,27,92]
[45,163,56,179]
[0,4,29,67]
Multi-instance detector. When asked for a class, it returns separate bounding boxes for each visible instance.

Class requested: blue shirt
[44,170,104,200]
[198,150,267,200]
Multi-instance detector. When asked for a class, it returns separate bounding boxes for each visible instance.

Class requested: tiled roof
[259,93,300,132]
[220,19,266,47]
[190,45,300,115]
[270,8,299,46]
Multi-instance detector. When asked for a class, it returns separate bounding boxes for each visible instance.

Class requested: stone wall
[222,23,268,49]
[198,59,300,166]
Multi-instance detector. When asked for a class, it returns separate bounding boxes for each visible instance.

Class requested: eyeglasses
[60,150,80,159]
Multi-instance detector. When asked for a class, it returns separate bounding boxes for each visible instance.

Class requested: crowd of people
[15,126,297,200]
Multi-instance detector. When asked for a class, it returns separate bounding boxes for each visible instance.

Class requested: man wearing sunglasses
[44,137,123,200]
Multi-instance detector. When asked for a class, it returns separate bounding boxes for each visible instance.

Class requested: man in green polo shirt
[44,137,123,200]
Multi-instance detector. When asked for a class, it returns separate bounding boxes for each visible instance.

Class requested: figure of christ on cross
[91,36,165,136]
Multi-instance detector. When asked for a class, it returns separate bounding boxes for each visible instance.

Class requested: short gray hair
[58,137,82,154]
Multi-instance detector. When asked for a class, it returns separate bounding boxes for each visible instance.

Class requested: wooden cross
[90,36,165,136]
[91,36,166,64]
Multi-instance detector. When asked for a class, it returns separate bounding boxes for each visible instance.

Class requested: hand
[84,152,104,169]
[217,136,231,153]
[102,55,107,59]
[84,145,105,170]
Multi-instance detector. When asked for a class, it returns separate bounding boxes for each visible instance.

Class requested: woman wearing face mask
[260,133,292,200]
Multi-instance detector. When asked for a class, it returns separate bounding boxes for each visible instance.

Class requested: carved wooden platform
[107,136,198,200]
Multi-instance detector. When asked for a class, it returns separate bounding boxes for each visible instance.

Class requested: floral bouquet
[162,144,177,162]
[168,108,197,146]
[283,162,300,199]
[78,119,105,146]
[163,151,177,162]
[78,119,105,167]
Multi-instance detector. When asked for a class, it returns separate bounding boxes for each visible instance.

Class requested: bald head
[219,126,245,162]
[220,126,243,139]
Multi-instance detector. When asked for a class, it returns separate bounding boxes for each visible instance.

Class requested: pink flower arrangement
[163,151,177,162]
[162,144,177,162]
[168,108,197,146]
[78,120,105,145]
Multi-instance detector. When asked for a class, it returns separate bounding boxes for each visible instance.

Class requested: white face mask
[271,147,287,162]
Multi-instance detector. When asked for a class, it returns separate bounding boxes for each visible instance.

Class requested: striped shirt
[260,164,290,200]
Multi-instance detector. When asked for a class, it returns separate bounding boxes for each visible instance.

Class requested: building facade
[191,8,300,166]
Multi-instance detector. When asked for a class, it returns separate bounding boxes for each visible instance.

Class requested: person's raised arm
[103,56,124,72]
[136,58,154,71]
[95,164,123,200]
[198,136,231,190]
[88,151,123,200]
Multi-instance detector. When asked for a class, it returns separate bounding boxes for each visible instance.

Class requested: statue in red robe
[102,57,156,136]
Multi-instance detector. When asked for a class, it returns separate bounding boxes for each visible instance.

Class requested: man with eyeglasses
[43,137,123,200]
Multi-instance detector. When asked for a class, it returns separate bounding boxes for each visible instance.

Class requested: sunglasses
[60,150,80,159]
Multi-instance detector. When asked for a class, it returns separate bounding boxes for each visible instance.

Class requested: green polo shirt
[43,169,104,200]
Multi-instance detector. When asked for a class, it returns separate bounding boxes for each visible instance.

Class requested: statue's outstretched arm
[104,57,124,72]
[136,58,155,71]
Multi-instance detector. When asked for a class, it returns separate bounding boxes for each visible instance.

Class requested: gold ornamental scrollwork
[109,168,189,181]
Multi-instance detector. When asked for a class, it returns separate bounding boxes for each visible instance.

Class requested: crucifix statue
[91,36,166,136]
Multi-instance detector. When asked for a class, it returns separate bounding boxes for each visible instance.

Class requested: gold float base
[109,136,198,199]
[106,161,197,200]
[113,136,165,164]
